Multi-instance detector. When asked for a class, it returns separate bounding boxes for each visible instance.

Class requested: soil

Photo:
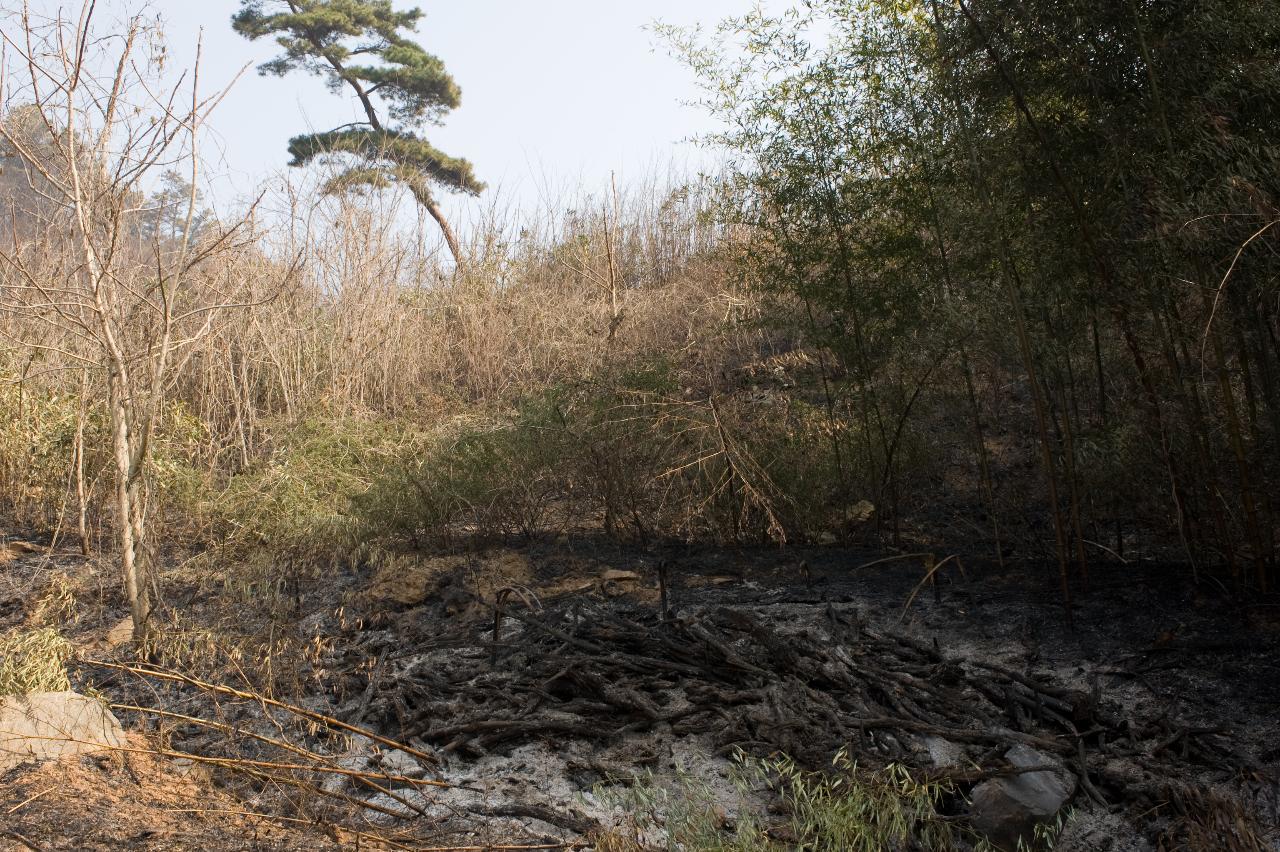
[0,734,342,851]
[1,532,1278,849]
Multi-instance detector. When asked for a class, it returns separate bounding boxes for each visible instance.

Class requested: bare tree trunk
[423,195,463,268]
[1,8,269,644]
[108,371,151,640]
[75,369,91,556]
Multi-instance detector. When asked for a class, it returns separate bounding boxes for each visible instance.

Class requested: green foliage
[149,402,214,530]
[289,129,481,194]
[356,406,571,544]
[748,750,959,852]
[595,749,963,852]
[0,369,107,532]
[353,361,877,550]
[232,0,483,211]
[28,573,80,629]
[665,0,1280,578]
[211,416,423,561]
[1017,807,1075,852]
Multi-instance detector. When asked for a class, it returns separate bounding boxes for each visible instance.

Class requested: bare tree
[0,2,280,641]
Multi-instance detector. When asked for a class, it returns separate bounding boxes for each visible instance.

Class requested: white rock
[922,735,966,768]
[377,748,426,778]
[0,691,125,771]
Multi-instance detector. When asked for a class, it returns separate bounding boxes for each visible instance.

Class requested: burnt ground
[2,534,1279,850]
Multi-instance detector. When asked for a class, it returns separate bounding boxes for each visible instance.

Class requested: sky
[131,0,793,224]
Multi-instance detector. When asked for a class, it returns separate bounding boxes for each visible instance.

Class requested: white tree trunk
[108,372,151,640]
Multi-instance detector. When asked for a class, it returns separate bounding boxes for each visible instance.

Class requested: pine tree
[232,0,482,264]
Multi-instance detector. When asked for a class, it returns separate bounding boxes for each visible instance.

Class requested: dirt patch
[363,548,534,608]
[0,734,341,851]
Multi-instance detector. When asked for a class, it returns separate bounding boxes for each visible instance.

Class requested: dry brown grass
[0,733,343,851]
[0,164,766,545]
[0,541,39,566]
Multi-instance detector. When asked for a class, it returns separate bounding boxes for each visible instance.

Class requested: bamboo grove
[665,0,1280,594]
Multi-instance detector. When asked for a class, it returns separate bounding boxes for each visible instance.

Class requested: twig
[5,786,56,815]
[409,839,581,844]
[856,552,933,571]
[90,659,438,765]
[900,554,959,621]
[111,703,471,791]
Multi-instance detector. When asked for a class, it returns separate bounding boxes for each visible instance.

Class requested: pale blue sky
[139,0,791,219]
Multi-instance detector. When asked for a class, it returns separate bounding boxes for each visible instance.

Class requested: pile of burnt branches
[78,593,1274,848]
[351,596,1264,820]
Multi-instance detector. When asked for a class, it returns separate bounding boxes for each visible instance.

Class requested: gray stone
[922,735,966,769]
[377,748,426,779]
[170,756,213,784]
[970,744,1077,850]
[0,691,125,771]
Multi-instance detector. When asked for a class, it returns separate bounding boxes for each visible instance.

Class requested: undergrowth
[593,749,973,852]
[0,627,73,695]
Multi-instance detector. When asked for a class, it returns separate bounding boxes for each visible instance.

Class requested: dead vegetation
[0,1,1278,849]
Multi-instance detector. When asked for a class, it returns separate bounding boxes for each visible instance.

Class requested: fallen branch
[90,659,439,766]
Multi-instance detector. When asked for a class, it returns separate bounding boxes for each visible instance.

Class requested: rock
[170,756,213,784]
[0,691,125,771]
[969,744,1077,851]
[105,617,135,647]
[377,748,426,779]
[921,735,965,769]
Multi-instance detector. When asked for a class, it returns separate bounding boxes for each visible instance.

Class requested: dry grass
[0,165,765,534]
[0,732,343,851]
[0,541,39,566]
[0,627,73,695]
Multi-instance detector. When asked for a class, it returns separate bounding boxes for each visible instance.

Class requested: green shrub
[0,367,212,544]
[354,358,869,548]
[355,399,575,545]
[753,750,958,851]
[594,749,966,852]
[0,370,109,533]
[210,416,424,561]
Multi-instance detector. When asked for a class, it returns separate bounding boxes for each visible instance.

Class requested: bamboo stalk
[92,660,439,767]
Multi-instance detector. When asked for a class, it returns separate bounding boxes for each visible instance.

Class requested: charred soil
[2,537,1278,849]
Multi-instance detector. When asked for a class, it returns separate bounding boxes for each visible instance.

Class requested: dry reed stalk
[106,712,450,792]
[93,660,438,767]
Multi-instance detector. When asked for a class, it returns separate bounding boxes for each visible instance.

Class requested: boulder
[0,691,125,771]
[969,744,1077,850]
